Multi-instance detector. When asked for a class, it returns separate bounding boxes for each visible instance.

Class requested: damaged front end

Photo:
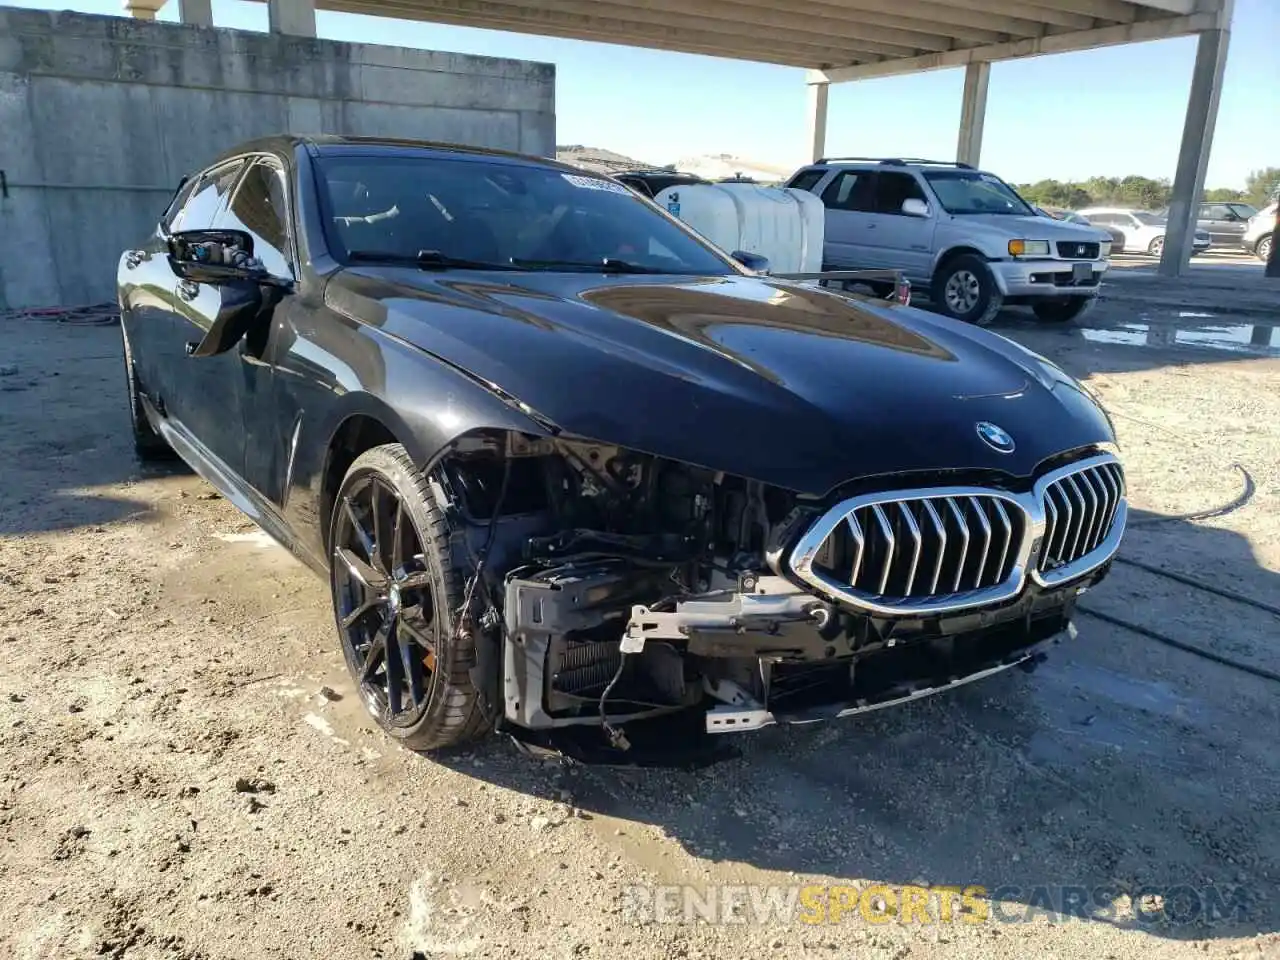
[431,432,1125,756]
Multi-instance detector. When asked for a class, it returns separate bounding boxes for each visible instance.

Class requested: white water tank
[653,182,825,274]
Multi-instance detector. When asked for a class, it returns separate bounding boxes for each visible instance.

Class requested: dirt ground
[1,279,1279,960]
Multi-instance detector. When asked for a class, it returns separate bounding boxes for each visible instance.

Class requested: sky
[9,0,1278,189]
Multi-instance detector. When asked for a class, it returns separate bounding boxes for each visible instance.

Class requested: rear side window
[218,160,293,278]
[171,161,245,232]
[787,169,827,193]
[821,171,875,212]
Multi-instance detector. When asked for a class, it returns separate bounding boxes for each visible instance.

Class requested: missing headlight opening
[433,431,1124,755]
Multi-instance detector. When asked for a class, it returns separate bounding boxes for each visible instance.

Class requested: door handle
[176,280,199,302]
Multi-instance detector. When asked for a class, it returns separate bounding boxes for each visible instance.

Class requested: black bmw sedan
[118,135,1127,756]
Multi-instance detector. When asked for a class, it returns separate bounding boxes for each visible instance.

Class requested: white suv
[786,158,1112,325]
[1243,202,1276,263]
[1077,207,1212,259]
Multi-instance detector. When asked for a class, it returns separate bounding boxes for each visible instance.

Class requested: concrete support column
[1267,206,1280,279]
[268,0,316,37]
[806,81,829,164]
[1159,25,1231,277]
[956,61,990,167]
[122,0,166,19]
[178,0,213,26]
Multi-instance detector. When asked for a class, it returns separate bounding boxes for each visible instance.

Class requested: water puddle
[1081,321,1280,355]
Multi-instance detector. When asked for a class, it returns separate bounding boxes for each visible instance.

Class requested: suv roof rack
[816,157,974,170]
[615,168,702,177]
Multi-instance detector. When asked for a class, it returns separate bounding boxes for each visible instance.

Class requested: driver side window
[170,161,245,233]
[216,159,294,279]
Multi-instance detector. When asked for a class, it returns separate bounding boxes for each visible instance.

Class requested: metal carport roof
[135,0,1244,276]
[295,0,1225,73]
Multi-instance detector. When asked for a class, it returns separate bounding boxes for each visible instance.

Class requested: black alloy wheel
[329,444,489,750]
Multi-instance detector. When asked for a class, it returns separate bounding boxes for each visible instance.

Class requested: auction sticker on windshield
[562,173,632,194]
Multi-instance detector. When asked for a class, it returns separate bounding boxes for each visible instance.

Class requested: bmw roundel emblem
[976,421,1015,453]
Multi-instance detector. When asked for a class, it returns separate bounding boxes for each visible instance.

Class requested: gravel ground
[1,284,1278,960]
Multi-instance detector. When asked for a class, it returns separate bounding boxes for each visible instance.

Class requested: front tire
[932,254,1003,325]
[328,443,491,752]
[1031,297,1093,323]
[1256,234,1274,263]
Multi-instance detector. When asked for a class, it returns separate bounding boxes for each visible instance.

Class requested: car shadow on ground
[0,431,177,536]
[442,508,1280,943]
[0,320,189,536]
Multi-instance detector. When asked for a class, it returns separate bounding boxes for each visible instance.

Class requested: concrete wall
[0,7,556,309]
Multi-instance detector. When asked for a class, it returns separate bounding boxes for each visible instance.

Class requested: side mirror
[901,198,930,218]
[167,228,289,289]
[732,250,771,273]
[188,279,271,357]
[168,228,257,283]
[167,229,289,357]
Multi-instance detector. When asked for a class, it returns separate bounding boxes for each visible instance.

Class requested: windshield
[921,170,1034,215]
[315,154,739,275]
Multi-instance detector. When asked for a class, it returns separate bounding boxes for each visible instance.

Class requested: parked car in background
[1036,207,1126,253]
[786,158,1112,325]
[612,169,709,199]
[1189,201,1257,247]
[116,135,1128,757]
[1243,201,1276,263]
[1077,207,1211,258]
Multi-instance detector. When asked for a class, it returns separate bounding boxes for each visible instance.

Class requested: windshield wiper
[509,257,669,274]
[346,249,518,271]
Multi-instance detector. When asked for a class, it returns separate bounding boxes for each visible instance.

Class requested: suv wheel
[328,443,492,752]
[1256,234,1273,263]
[932,254,1003,326]
[1031,297,1093,323]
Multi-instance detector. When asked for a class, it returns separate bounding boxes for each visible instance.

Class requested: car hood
[326,270,1114,495]
[962,214,1111,243]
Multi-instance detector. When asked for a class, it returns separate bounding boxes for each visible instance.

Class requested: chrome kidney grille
[808,495,1024,600]
[787,452,1126,616]
[1035,458,1126,586]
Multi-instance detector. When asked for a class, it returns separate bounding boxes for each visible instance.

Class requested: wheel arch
[315,394,550,557]
[319,406,412,555]
[932,245,989,276]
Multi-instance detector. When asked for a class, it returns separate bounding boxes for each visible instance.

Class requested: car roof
[207,134,588,174]
[805,158,979,172]
[615,169,706,181]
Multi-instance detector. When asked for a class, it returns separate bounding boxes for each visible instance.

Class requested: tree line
[1016,167,1279,212]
